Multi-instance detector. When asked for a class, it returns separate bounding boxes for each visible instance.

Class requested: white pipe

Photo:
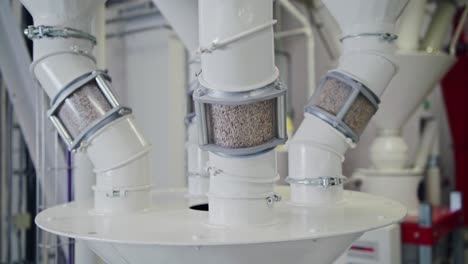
[21,0,152,214]
[199,0,278,92]
[276,0,316,97]
[187,119,209,197]
[94,3,106,69]
[73,151,97,264]
[153,0,199,51]
[413,120,437,173]
[288,114,352,204]
[422,1,457,53]
[208,151,278,226]
[309,0,342,61]
[287,0,407,205]
[426,126,441,206]
[199,0,279,226]
[397,0,427,51]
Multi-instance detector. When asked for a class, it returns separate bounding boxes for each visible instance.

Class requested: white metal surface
[356,169,422,215]
[396,0,427,51]
[86,116,152,214]
[372,51,455,131]
[322,0,408,37]
[198,0,279,92]
[36,188,406,264]
[288,114,353,204]
[336,52,396,97]
[337,224,401,264]
[276,0,316,97]
[187,121,209,196]
[370,130,409,170]
[322,0,407,97]
[421,1,457,52]
[21,0,102,99]
[153,0,199,51]
[207,151,278,226]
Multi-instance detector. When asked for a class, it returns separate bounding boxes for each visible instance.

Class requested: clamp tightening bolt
[266,194,282,207]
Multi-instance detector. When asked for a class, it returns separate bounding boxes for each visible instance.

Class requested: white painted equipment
[29,0,407,263]
[355,0,457,213]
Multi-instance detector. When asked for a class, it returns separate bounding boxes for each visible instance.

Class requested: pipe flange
[285,176,346,188]
[24,25,97,45]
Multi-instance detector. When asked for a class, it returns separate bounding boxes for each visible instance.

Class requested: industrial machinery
[21,0,408,263]
[0,0,466,263]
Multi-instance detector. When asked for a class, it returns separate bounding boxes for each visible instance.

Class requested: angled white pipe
[21,0,152,214]
[287,0,408,205]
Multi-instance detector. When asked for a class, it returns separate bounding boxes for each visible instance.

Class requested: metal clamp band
[285,176,346,188]
[24,25,97,45]
[340,32,398,43]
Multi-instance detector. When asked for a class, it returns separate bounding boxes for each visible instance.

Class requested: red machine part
[401,207,463,245]
[441,14,468,226]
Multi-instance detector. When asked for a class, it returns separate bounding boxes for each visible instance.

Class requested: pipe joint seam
[207,191,281,201]
[29,50,96,77]
[93,145,152,174]
[208,165,280,184]
[93,184,152,198]
[194,79,287,155]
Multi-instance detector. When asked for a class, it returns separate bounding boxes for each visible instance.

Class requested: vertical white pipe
[277,0,316,97]
[422,1,457,52]
[208,151,278,226]
[396,0,427,51]
[187,120,209,196]
[199,0,278,92]
[94,3,106,69]
[199,0,279,226]
[427,129,441,206]
[167,34,188,188]
[413,121,437,172]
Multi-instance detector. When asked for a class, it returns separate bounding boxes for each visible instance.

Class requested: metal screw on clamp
[266,194,282,207]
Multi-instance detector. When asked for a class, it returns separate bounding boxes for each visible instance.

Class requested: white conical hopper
[357,52,454,214]
[323,0,408,37]
[373,51,455,130]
